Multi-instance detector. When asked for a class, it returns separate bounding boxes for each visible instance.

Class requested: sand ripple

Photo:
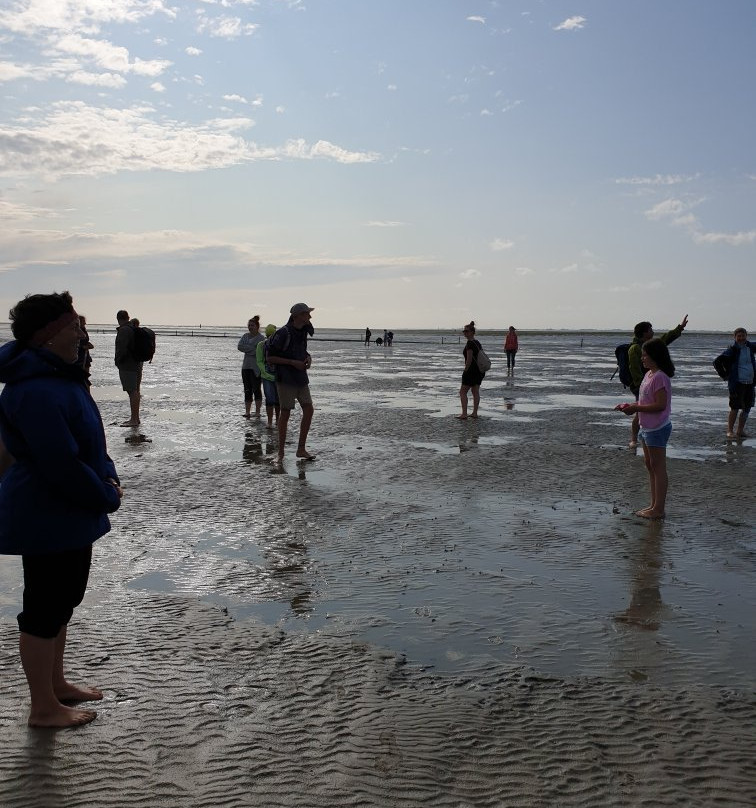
[1,591,754,807]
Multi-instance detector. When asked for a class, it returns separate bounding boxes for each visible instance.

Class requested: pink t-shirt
[638,370,671,429]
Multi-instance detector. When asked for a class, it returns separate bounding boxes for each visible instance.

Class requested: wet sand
[1,332,754,806]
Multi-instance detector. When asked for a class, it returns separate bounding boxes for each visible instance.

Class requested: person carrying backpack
[114,309,144,427]
[266,303,316,462]
[625,314,688,449]
[458,320,487,420]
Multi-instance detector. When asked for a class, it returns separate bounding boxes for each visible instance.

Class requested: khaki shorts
[276,383,312,410]
[119,366,142,393]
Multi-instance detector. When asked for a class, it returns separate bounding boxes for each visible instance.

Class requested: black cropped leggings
[18,547,92,639]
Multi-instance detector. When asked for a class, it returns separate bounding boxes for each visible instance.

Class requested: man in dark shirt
[114,309,142,427]
[267,303,315,461]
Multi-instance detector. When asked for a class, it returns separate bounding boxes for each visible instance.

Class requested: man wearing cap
[266,304,316,460]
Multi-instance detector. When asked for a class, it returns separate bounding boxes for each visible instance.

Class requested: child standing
[615,338,674,519]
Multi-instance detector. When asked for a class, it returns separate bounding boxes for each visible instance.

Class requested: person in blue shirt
[0,291,122,728]
[715,327,756,439]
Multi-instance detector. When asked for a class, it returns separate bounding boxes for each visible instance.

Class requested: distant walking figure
[504,326,518,372]
[714,327,755,439]
[615,338,675,519]
[458,321,485,419]
[364,327,372,346]
[238,316,264,418]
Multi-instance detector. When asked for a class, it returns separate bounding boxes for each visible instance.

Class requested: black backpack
[131,326,156,363]
[613,343,632,387]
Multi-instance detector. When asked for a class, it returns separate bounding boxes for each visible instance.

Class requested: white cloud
[644,196,755,246]
[514,266,534,276]
[66,70,127,87]
[365,221,406,228]
[609,281,662,293]
[196,14,258,38]
[554,16,586,31]
[151,81,166,92]
[223,93,249,104]
[692,229,756,246]
[185,46,203,56]
[480,108,493,116]
[0,0,176,36]
[0,199,57,220]
[490,237,514,251]
[616,173,699,186]
[459,269,481,279]
[0,61,35,81]
[0,102,380,179]
[467,16,485,25]
[644,198,694,221]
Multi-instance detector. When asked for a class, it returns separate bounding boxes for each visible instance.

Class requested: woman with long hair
[459,320,485,419]
[238,315,264,418]
[615,337,675,518]
[0,291,122,727]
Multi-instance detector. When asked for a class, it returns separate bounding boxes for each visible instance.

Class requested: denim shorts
[640,421,672,448]
[262,378,279,407]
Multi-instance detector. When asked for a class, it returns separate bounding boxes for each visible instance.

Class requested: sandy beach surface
[1,329,754,807]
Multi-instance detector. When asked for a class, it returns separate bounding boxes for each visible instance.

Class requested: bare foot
[470,413,478,419]
[29,704,97,729]
[457,414,468,420]
[296,449,316,461]
[120,420,139,427]
[243,413,251,419]
[636,509,665,520]
[736,432,749,439]
[55,683,103,703]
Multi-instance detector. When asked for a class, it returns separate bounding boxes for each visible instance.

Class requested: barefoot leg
[21,632,98,728]
[470,385,480,417]
[459,385,469,418]
[52,626,103,702]
[645,445,667,518]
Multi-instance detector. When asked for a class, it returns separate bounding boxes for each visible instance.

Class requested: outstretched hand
[680,314,689,330]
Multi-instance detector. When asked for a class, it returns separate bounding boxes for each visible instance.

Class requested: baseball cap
[290,303,314,315]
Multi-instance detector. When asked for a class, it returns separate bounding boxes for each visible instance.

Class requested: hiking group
[0,291,753,730]
[613,316,754,520]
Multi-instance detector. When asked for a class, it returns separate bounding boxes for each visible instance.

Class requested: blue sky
[1,0,754,330]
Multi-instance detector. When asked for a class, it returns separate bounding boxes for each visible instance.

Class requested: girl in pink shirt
[615,338,675,519]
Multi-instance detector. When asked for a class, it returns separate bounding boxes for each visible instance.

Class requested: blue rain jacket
[0,340,121,555]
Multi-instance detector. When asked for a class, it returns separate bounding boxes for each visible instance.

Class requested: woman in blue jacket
[0,291,122,728]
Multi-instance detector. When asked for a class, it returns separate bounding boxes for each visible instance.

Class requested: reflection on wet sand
[262,537,312,618]
[614,520,664,631]
[242,430,277,465]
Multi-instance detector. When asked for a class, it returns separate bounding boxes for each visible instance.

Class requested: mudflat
[1,332,754,806]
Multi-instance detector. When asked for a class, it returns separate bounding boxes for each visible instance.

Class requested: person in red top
[504,326,518,373]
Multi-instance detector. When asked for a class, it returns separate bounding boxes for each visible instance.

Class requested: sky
[1,0,755,331]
